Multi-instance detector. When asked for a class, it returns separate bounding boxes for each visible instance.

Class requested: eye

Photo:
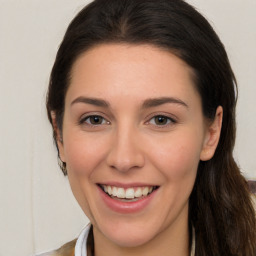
[148,115,175,126]
[81,115,109,125]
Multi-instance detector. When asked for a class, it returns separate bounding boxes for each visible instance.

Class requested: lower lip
[98,186,158,214]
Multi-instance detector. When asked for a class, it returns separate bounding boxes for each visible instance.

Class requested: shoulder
[36,223,91,256]
[36,252,56,256]
[36,239,77,256]
[55,239,77,256]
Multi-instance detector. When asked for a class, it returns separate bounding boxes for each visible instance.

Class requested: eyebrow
[71,96,188,109]
[142,97,188,109]
[71,96,110,107]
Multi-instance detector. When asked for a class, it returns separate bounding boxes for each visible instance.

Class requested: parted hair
[46,0,256,255]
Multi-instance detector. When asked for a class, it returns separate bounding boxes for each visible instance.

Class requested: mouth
[98,184,159,202]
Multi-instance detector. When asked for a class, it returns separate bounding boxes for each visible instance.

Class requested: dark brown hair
[46,0,256,255]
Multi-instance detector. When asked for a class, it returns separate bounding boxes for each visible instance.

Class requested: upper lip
[97,182,159,189]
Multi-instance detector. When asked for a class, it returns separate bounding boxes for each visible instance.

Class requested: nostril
[106,148,145,172]
[105,131,146,172]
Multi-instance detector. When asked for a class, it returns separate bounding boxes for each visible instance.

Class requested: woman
[43,0,256,255]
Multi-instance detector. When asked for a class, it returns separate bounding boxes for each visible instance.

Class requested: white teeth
[134,188,142,198]
[112,186,117,196]
[142,187,149,196]
[101,185,155,199]
[125,188,135,199]
[116,188,125,198]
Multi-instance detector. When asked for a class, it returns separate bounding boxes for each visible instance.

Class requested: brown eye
[82,115,108,125]
[155,116,168,125]
[89,116,103,124]
[149,115,175,126]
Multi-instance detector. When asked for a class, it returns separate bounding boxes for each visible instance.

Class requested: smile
[97,183,159,213]
[98,184,159,201]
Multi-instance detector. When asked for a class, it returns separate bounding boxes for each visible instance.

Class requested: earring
[58,156,67,175]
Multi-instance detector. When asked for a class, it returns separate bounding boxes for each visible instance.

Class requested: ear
[200,106,223,161]
[51,111,66,162]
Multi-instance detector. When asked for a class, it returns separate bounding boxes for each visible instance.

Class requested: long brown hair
[46,0,256,255]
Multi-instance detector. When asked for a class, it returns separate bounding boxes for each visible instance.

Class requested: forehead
[67,43,199,106]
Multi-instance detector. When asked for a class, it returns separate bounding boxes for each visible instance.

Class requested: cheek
[63,132,108,176]
[63,132,109,217]
[149,131,203,181]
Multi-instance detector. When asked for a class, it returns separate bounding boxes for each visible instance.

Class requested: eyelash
[146,114,177,128]
[79,114,110,126]
[79,114,177,128]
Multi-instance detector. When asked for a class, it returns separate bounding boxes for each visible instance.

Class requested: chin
[94,217,161,248]
[106,228,156,248]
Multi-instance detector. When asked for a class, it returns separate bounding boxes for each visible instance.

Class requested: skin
[53,44,222,256]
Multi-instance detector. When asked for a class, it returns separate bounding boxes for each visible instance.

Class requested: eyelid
[78,112,111,126]
[145,112,178,126]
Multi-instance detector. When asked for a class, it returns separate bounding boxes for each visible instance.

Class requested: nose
[106,126,145,172]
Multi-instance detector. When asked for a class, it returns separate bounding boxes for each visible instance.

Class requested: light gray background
[0,0,255,255]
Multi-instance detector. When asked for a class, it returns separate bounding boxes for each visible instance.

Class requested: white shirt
[75,224,91,256]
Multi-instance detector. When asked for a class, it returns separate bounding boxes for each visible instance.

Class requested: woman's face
[57,44,219,248]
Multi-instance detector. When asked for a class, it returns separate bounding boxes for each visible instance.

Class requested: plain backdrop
[0,0,255,255]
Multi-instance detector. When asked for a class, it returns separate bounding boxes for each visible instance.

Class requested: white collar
[75,224,91,256]
[75,224,196,256]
